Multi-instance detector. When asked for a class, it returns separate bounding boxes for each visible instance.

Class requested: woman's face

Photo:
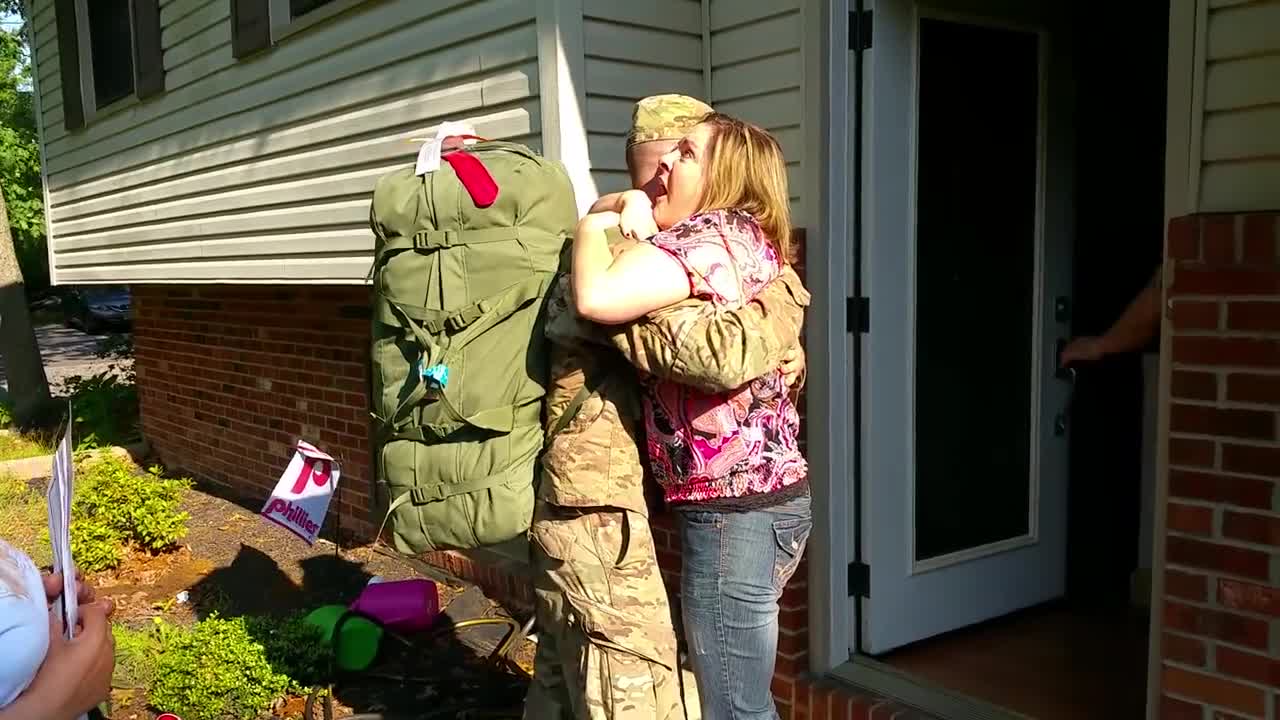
[652,122,712,230]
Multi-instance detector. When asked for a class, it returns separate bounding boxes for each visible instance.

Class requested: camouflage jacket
[538,246,810,516]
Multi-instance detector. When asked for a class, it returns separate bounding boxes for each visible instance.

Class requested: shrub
[111,620,173,690]
[62,371,139,451]
[244,613,332,694]
[148,614,292,720]
[70,456,191,572]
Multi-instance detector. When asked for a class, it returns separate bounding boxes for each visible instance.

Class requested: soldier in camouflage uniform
[524,94,810,720]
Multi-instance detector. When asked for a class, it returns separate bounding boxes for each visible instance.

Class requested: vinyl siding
[709,0,804,225]
[29,0,541,284]
[580,0,704,197]
[1196,0,1280,212]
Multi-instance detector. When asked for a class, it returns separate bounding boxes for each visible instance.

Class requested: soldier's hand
[781,345,805,387]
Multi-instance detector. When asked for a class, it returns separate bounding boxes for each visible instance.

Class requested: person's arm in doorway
[1060,267,1162,366]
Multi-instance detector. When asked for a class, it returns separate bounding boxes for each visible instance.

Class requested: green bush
[111,620,175,691]
[149,614,292,720]
[69,456,191,572]
[70,517,123,573]
[244,613,332,694]
[63,371,139,451]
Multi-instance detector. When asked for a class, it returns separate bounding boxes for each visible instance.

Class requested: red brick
[1172,371,1219,402]
[1216,645,1280,687]
[772,674,796,707]
[1171,301,1221,330]
[1162,632,1207,666]
[1171,268,1280,296]
[1167,503,1215,536]
[1164,600,1270,649]
[1222,444,1280,478]
[1204,215,1240,264]
[1170,405,1276,441]
[1169,437,1216,467]
[1241,214,1278,265]
[1227,301,1280,333]
[1227,373,1280,405]
[1218,578,1280,617]
[1222,510,1280,546]
[1169,216,1201,261]
[1169,469,1273,509]
[1161,666,1266,717]
[1167,535,1270,580]
[1159,696,1203,720]
[1166,569,1210,603]
[1172,336,1280,368]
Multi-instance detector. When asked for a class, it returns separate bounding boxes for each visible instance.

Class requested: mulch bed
[92,482,534,719]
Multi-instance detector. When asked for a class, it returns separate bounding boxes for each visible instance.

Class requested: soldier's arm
[604,264,810,393]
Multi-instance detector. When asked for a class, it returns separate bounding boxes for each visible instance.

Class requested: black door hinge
[848,561,870,597]
[849,9,872,52]
[846,296,869,334]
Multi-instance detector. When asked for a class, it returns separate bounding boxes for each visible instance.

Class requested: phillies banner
[260,440,340,545]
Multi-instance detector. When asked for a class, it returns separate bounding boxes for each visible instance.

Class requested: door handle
[1055,339,1077,383]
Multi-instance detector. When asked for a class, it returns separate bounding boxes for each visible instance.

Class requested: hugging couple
[526,94,812,720]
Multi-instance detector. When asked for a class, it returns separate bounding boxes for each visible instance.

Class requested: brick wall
[134,285,377,539]
[1161,211,1280,720]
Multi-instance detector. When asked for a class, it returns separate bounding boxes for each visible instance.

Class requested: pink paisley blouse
[642,208,808,504]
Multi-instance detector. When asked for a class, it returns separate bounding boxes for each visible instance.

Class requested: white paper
[260,440,341,545]
[414,120,478,176]
[46,417,77,640]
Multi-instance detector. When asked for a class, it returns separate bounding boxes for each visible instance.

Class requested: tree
[0,183,52,427]
[0,16,51,426]
[1,23,47,295]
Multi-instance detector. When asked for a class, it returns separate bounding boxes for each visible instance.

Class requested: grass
[0,472,52,567]
[0,430,55,461]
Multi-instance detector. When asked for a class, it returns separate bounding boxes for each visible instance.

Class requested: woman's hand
[42,571,95,608]
[617,190,658,241]
[0,600,116,720]
[578,211,621,233]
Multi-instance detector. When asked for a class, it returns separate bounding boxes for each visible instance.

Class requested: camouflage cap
[626,94,714,148]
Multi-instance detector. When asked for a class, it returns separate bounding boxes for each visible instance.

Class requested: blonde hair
[696,113,793,263]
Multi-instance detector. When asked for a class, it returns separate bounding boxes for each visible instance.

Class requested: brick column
[1160,212,1280,719]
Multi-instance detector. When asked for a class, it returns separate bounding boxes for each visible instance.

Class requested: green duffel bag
[368,140,577,554]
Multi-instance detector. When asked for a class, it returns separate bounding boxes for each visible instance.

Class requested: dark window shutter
[130,0,165,99]
[231,0,272,59]
[53,0,84,131]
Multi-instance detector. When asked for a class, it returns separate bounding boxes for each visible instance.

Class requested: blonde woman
[573,113,809,720]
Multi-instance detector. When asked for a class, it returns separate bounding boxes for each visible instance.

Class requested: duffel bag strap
[370,441,537,549]
[405,274,555,436]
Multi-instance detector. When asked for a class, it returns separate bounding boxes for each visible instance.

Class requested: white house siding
[1196,0,1280,212]
[709,0,804,226]
[580,0,704,196]
[29,0,542,284]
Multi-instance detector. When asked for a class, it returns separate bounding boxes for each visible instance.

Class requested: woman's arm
[572,212,691,325]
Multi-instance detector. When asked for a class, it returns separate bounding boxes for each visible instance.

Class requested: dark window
[290,0,338,18]
[86,0,134,107]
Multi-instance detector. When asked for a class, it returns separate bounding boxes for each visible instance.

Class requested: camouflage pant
[524,502,684,720]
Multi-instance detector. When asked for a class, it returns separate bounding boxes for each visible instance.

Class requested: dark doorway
[1066,2,1170,608]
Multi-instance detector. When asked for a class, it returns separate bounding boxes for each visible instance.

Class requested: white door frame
[801,0,856,676]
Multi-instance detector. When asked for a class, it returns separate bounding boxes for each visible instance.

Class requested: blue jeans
[678,492,813,720]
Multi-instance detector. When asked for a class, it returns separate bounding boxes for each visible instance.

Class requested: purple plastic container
[349,578,440,634]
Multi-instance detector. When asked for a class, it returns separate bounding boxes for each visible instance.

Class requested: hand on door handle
[1055,339,1077,383]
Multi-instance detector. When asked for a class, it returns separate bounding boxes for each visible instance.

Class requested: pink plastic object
[349,578,440,634]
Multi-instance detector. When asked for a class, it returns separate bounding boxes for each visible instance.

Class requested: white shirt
[0,539,49,708]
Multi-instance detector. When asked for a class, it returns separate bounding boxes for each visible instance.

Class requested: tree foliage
[1,18,47,292]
